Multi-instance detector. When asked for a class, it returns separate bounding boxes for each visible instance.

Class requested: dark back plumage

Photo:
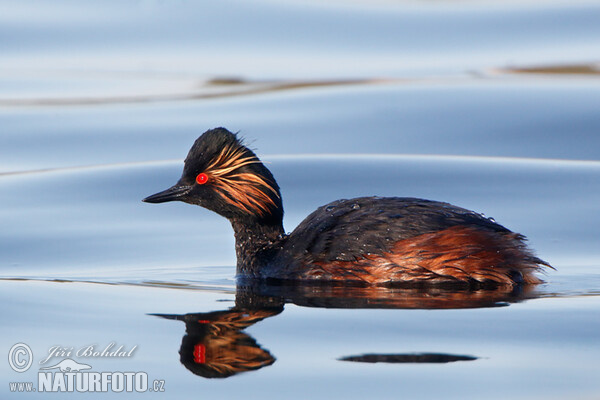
[281,197,510,262]
[266,197,548,285]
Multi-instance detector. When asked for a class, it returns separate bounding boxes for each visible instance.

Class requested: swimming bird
[143,128,549,286]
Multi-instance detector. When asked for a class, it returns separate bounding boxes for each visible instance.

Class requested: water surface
[1,0,599,399]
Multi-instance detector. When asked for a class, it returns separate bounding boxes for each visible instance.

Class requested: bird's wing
[280,197,511,264]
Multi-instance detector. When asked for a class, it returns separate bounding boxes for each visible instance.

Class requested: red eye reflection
[196,173,209,185]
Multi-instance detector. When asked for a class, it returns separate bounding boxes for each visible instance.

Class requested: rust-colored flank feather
[307,226,545,285]
[205,144,279,217]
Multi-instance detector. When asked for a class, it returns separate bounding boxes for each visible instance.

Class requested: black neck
[230,218,285,276]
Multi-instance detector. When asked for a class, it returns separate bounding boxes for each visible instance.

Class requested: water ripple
[2,153,599,177]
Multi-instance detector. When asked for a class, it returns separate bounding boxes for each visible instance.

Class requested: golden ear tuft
[205,145,279,217]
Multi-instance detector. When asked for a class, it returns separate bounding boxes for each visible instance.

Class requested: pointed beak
[142,184,192,204]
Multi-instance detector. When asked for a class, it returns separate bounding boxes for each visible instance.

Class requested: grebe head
[143,128,283,224]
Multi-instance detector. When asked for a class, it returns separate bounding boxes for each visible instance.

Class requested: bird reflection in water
[154,304,281,378]
[152,283,539,378]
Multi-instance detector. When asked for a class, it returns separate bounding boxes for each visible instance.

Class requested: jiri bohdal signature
[39,343,137,365]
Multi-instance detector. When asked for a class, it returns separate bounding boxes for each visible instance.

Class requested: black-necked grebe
[143,128,549,286]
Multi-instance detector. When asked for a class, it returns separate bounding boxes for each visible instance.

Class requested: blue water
[1,0,599,399]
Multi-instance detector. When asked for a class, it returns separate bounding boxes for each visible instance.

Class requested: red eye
[196,173,209,185]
